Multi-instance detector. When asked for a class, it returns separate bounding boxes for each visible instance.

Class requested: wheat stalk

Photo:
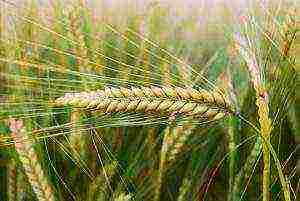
[8,118,56,201]
[55,86,233,121]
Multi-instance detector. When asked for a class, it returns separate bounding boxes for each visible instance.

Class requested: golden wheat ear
[8,118,56,201]
[55,85,234,123]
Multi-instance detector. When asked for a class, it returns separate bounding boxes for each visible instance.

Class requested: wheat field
[0,0,298,201]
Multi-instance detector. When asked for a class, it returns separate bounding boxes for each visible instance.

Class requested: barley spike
[8,119,56,201]
[55,86,234,121]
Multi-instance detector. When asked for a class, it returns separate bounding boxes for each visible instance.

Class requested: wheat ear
[8,118,55,201]
[155,125,195,201]
[7,160,17,201]
[7,161,29,200]
[55,86,233,120]
[166,124,196,163]
[236,34,272,201]
[235,25,272,201]
[68,2,90,159]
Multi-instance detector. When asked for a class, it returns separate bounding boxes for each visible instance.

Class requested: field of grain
[0,0,299,201]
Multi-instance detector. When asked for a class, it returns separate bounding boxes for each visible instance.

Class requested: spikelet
[55,86,232,121]
[8,118,55,201]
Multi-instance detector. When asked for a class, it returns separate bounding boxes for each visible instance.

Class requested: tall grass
[0,0,298,201]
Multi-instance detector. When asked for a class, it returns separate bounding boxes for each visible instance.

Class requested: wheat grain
[55,86,233,121]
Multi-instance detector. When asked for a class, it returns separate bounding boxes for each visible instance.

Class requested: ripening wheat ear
[166,124,196,163]
[234,14,294,201]
[8,118,56,201]
[7,159,30,200]
[55,86,233,121]
[67,2,90,160]
[235,30,273,201]
[56,85,233,201]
